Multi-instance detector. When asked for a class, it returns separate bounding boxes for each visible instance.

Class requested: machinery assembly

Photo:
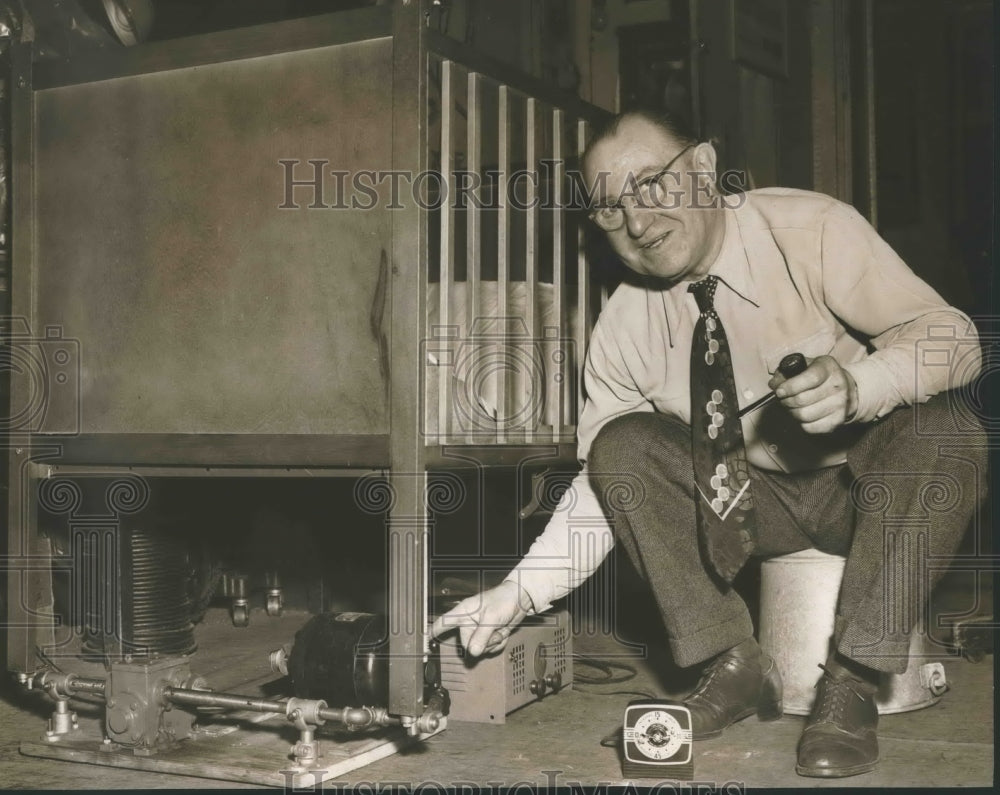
[2,1,589,786]
[17,612,449,787]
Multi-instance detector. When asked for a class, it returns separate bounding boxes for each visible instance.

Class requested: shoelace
[812,664,869,724]
[689,652,741,703]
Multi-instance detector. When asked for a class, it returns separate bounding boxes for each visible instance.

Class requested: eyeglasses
[588,144,696,232]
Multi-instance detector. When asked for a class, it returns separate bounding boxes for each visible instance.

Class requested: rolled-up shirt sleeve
[819,202,981,422]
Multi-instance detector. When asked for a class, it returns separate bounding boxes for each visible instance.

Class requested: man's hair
[582,108,700,171]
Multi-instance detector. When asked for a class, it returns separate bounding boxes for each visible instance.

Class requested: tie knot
[688,275,719,315]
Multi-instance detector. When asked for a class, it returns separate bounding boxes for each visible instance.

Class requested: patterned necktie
[688,276,756,583]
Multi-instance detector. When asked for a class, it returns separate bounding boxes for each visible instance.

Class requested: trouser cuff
[669,614,755,668]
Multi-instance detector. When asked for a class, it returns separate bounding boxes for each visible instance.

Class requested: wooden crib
[3,1,609,724]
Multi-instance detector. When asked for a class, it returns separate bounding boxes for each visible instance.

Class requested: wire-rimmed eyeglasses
[588,144,696,232]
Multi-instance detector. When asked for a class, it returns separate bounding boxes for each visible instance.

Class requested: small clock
[621,699,694,780]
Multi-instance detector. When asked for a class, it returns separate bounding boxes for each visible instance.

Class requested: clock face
[623,706,693,764]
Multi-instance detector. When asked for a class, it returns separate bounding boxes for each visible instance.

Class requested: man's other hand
[430,580,533,657]
[769,354,859,433]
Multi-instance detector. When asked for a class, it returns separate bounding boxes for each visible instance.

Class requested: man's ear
[692,141,718,183]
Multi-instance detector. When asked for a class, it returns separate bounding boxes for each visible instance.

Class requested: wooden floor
[0,577,993,791]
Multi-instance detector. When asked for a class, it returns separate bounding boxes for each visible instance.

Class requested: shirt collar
[663,203,760,345]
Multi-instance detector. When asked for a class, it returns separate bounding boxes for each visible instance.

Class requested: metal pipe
[27,671,107,697]
[164,687,288,714]
[30,671,403,729]
[162,687,402,727]
[66,677,107,695]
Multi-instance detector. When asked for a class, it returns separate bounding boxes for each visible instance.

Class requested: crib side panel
[33,40,394,437]
[423,48,608,449]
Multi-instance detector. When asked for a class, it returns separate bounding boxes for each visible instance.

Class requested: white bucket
[759,549,947,715]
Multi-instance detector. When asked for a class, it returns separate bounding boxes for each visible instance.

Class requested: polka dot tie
[688,276,756,583]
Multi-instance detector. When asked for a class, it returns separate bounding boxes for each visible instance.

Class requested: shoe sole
[795,760,878,778]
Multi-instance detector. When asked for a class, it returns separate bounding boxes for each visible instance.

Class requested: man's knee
[589,412,687,475]
[849,393,988,522]
[855,392,988,470]
[588,412,694,525]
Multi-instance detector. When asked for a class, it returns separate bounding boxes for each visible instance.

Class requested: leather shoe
[796,664,879,777]
[684,638,783,739]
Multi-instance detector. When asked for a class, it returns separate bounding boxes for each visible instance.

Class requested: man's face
[583,117,726,282]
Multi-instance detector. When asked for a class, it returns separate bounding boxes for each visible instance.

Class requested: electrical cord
[572,652,651,688]
[572,653,663,748]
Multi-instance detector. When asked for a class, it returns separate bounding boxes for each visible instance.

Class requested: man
[431,110,986,778]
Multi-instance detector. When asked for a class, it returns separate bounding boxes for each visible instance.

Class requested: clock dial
[628,710,688,760]
[621,702,695,779]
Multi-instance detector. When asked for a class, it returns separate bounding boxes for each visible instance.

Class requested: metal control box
[437,611,573,723]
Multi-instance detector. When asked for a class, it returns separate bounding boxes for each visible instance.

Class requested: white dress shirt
[504,188,981,613]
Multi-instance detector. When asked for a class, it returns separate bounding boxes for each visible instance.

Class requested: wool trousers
[587,394,987,674]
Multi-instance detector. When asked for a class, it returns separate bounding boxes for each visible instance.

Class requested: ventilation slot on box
[552,627,567,674]
[510,643,526,694]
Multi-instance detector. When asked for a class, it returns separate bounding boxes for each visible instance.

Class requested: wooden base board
[21,710,446,788]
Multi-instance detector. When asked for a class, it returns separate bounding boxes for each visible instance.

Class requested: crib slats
[467,71,482,367]
[495,85,511,444]
[550,107,564,443]
[437,59,455,442]
[524,97,538,444]
[427,54,603,448]
[576,117,590,432]
[460,70,482,445]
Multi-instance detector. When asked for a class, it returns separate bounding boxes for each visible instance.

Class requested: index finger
[774,359,826,397]
[466,623,506,657]
[430,597,481,638]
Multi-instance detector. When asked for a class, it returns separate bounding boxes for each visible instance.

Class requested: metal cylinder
[126,525,197,656]
[79,522,196,659]
[759,549,946,715]
[287,612,389,707]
